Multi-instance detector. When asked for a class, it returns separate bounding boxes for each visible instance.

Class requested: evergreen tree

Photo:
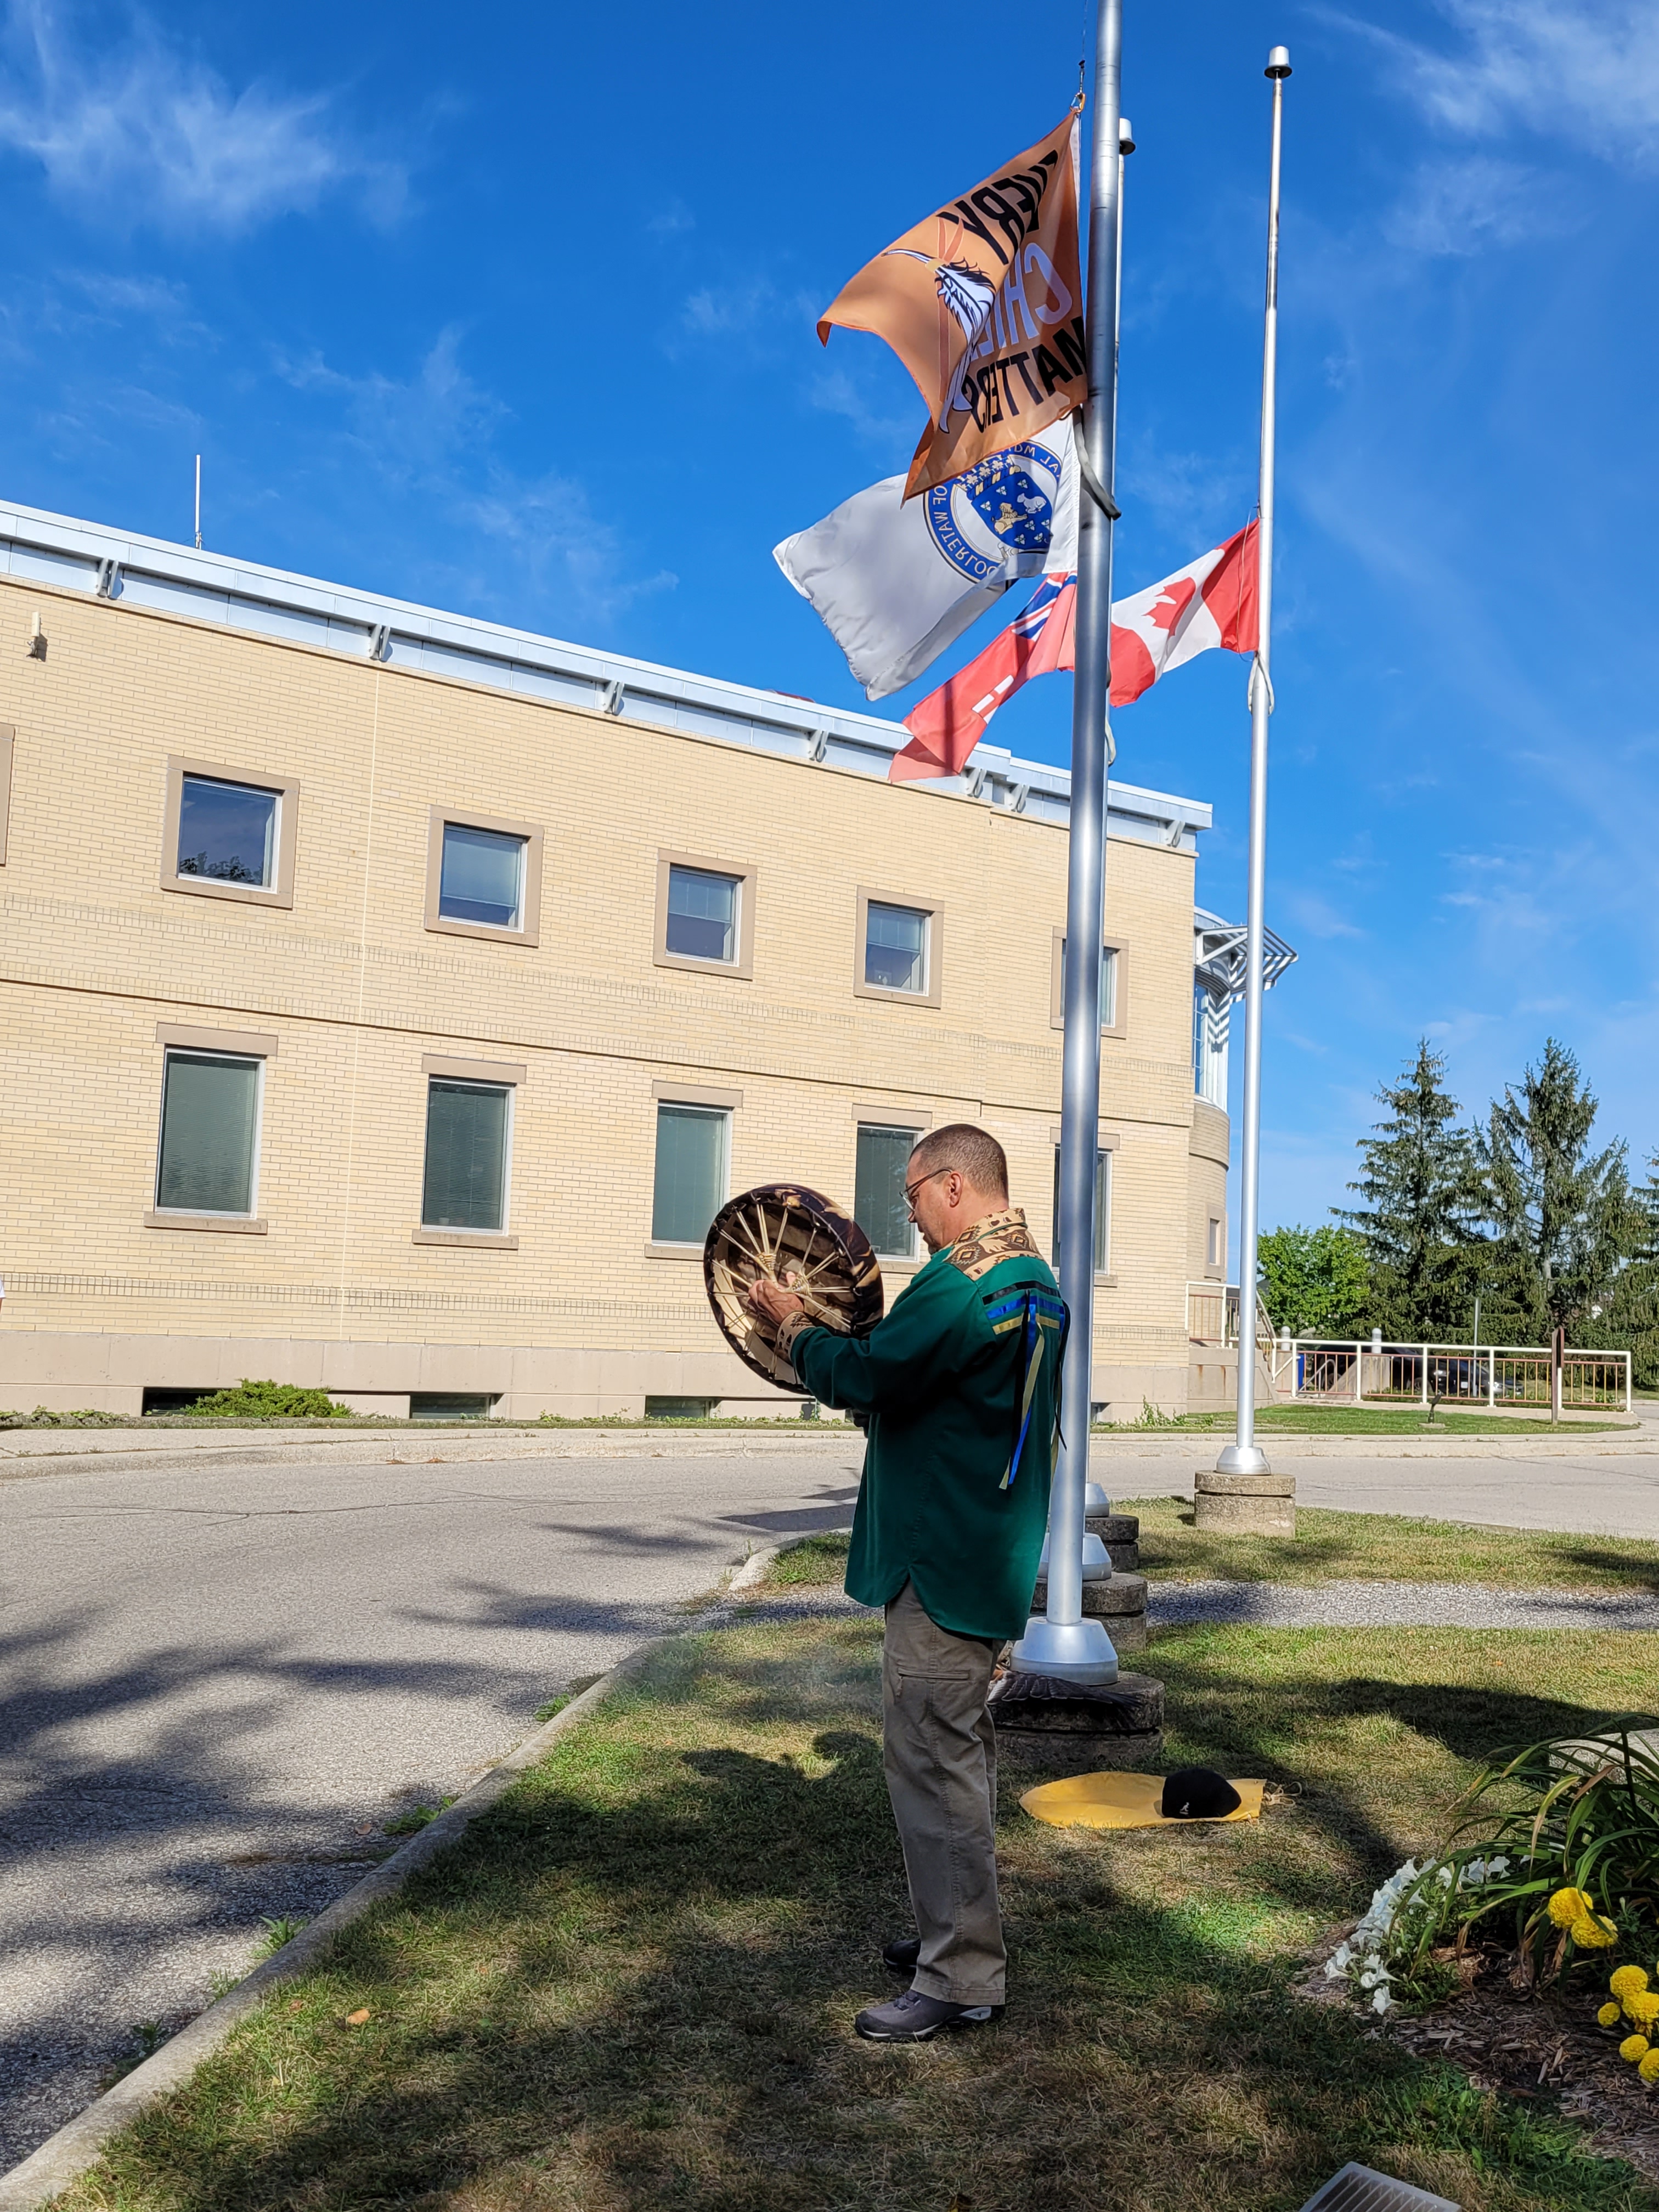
[1474,1038,1643,1339]
[1337,1041,1486,1338]
[1589,1155,1659,1387]
[1257,1224,1371,1338]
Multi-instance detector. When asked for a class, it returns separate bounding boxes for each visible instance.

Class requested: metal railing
[1187,1283,1277,1352]
[1272,1338,1632,1414]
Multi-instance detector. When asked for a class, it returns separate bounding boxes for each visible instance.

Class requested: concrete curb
[0,1532,826,2212]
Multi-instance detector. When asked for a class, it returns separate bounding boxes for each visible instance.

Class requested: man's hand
[746,1273,806,1330]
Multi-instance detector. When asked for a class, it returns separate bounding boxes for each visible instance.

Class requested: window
[653,850,756,977]
[155,1053,261,1217]
[1207,1216,1224,1270]
[1050,932,1127,1034]
[665,865,739,962]
[645,1395,718,1420]
[1051,1146,1111,1277]
[651,1103,729,1244]
[422,1081,511,1232]
[179,776,277,887]
[161,757,298,908]
[855,888,943,1006]
[1194,985,1229,1105]
[425,808,543,944]
[410,1393,496,1421]
[854,1124,921,1259]
[440,823,523,928]
[866,903,927,991]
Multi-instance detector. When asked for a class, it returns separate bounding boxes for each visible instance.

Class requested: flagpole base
[1008,1615,1119,1684]
[1215,1442,1272,1476]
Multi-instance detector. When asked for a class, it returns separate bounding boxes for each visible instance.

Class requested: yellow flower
[1550,1886,1596,1928]
[1621,2035,1650,2063]
[1612,1966,1651,1999]
[1641,2051,1659,2087]
[1628,1992,1659,2028]
[1572,1913,1618,1949]
[1601,2002,1626,2028]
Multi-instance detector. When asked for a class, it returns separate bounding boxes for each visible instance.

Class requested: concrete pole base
[1192,1469,1295,1536]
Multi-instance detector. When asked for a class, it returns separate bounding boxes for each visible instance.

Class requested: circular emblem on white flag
[923,440,1063,585]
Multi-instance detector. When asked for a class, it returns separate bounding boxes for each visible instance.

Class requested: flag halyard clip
[1071,409,1120,521]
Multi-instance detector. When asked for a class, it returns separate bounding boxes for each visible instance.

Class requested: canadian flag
[889,521,1259,784]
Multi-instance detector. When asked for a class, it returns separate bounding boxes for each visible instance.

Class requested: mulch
[1302,1939,1659,2180]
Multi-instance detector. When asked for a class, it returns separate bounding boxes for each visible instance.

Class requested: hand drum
[703,1183,885,1387]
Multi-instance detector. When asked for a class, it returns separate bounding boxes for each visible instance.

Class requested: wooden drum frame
[702,1183,885,1388]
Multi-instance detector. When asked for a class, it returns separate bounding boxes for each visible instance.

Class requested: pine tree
[1474,1038,1643,1340]
[1590,1155,1659,1386]
[1337,1041,1486,1338]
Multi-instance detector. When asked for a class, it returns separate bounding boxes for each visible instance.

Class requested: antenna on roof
[194,454,202,550]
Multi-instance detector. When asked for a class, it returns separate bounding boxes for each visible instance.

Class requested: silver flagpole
[1216,45,1290,1481]
[1012,0,1124,1686]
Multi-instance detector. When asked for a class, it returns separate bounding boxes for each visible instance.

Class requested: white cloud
[1383,154,1579,255]
[279,330,675,625]
[0,0,404,232]
[1331,1,1659,172]
[805,364,915,455]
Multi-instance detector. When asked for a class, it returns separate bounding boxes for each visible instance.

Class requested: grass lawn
[760,1510,1659,1595]
[66,1618,1659,2212]
[1099,1406,1630,1436]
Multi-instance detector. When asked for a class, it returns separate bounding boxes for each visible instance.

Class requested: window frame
[1206,1215,1225,1274]
[1048,1126,1119,1283]
[161,755,300,910]
[652,849,757,979]
[1049,928,1128,1036]
[646,1081,739,1254]
[852,1117,926,1262]
[854,887,944,1008]
[145,1034,271,1233]
[414,1059,521,1248]
[424,806,544,946]
[0,722,13,867]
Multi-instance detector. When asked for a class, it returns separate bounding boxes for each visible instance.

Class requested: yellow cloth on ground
[1020,1773,1265,1829]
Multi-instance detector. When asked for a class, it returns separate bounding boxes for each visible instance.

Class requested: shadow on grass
[87,1621,1657,2212]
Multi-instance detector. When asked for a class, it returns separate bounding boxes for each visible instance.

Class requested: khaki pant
[882,1579,1005,2005]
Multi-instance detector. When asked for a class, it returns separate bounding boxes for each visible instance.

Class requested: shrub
[182,1379,351,1420]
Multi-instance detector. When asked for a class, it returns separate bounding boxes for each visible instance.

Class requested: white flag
[774,421,1076,701]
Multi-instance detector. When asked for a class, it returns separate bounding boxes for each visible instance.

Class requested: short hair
[909,1123,1008,1202]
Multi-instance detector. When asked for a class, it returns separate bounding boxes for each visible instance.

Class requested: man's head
[904,1124,1009,1253]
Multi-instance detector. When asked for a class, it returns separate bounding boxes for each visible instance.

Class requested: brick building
[0,498,1266,1419]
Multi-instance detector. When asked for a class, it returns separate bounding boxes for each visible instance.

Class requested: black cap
[1160,1767,1242,1820]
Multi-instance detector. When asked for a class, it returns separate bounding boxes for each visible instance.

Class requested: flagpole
[1012,0,1124,1687]
[1217,45,1290,1481]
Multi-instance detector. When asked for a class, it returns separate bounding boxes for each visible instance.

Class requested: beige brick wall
[0,574,1224,1415]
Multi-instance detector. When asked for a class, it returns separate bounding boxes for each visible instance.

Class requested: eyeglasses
[904,1166,953,1214]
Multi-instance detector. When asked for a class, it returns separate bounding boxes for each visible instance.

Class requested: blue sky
[0,0,1652,1245]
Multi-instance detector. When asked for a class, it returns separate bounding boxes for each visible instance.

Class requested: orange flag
[818,112,1086,500]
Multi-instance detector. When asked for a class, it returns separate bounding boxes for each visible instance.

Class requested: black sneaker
[882,1936,921,1974]
[854,1989,1003,2042]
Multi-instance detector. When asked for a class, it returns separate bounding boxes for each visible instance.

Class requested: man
[745,1124,1064,2043]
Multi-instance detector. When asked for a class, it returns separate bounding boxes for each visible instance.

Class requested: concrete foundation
[1192,1469,1296,1536]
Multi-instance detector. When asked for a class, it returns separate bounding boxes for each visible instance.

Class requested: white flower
[1373,1987,1393,2015]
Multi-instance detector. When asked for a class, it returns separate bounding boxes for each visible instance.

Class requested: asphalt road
[1112,1446,1659,1536]
[0,1446,862,2168]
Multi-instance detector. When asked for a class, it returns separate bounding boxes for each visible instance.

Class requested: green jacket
[783,1209,1065,1641]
